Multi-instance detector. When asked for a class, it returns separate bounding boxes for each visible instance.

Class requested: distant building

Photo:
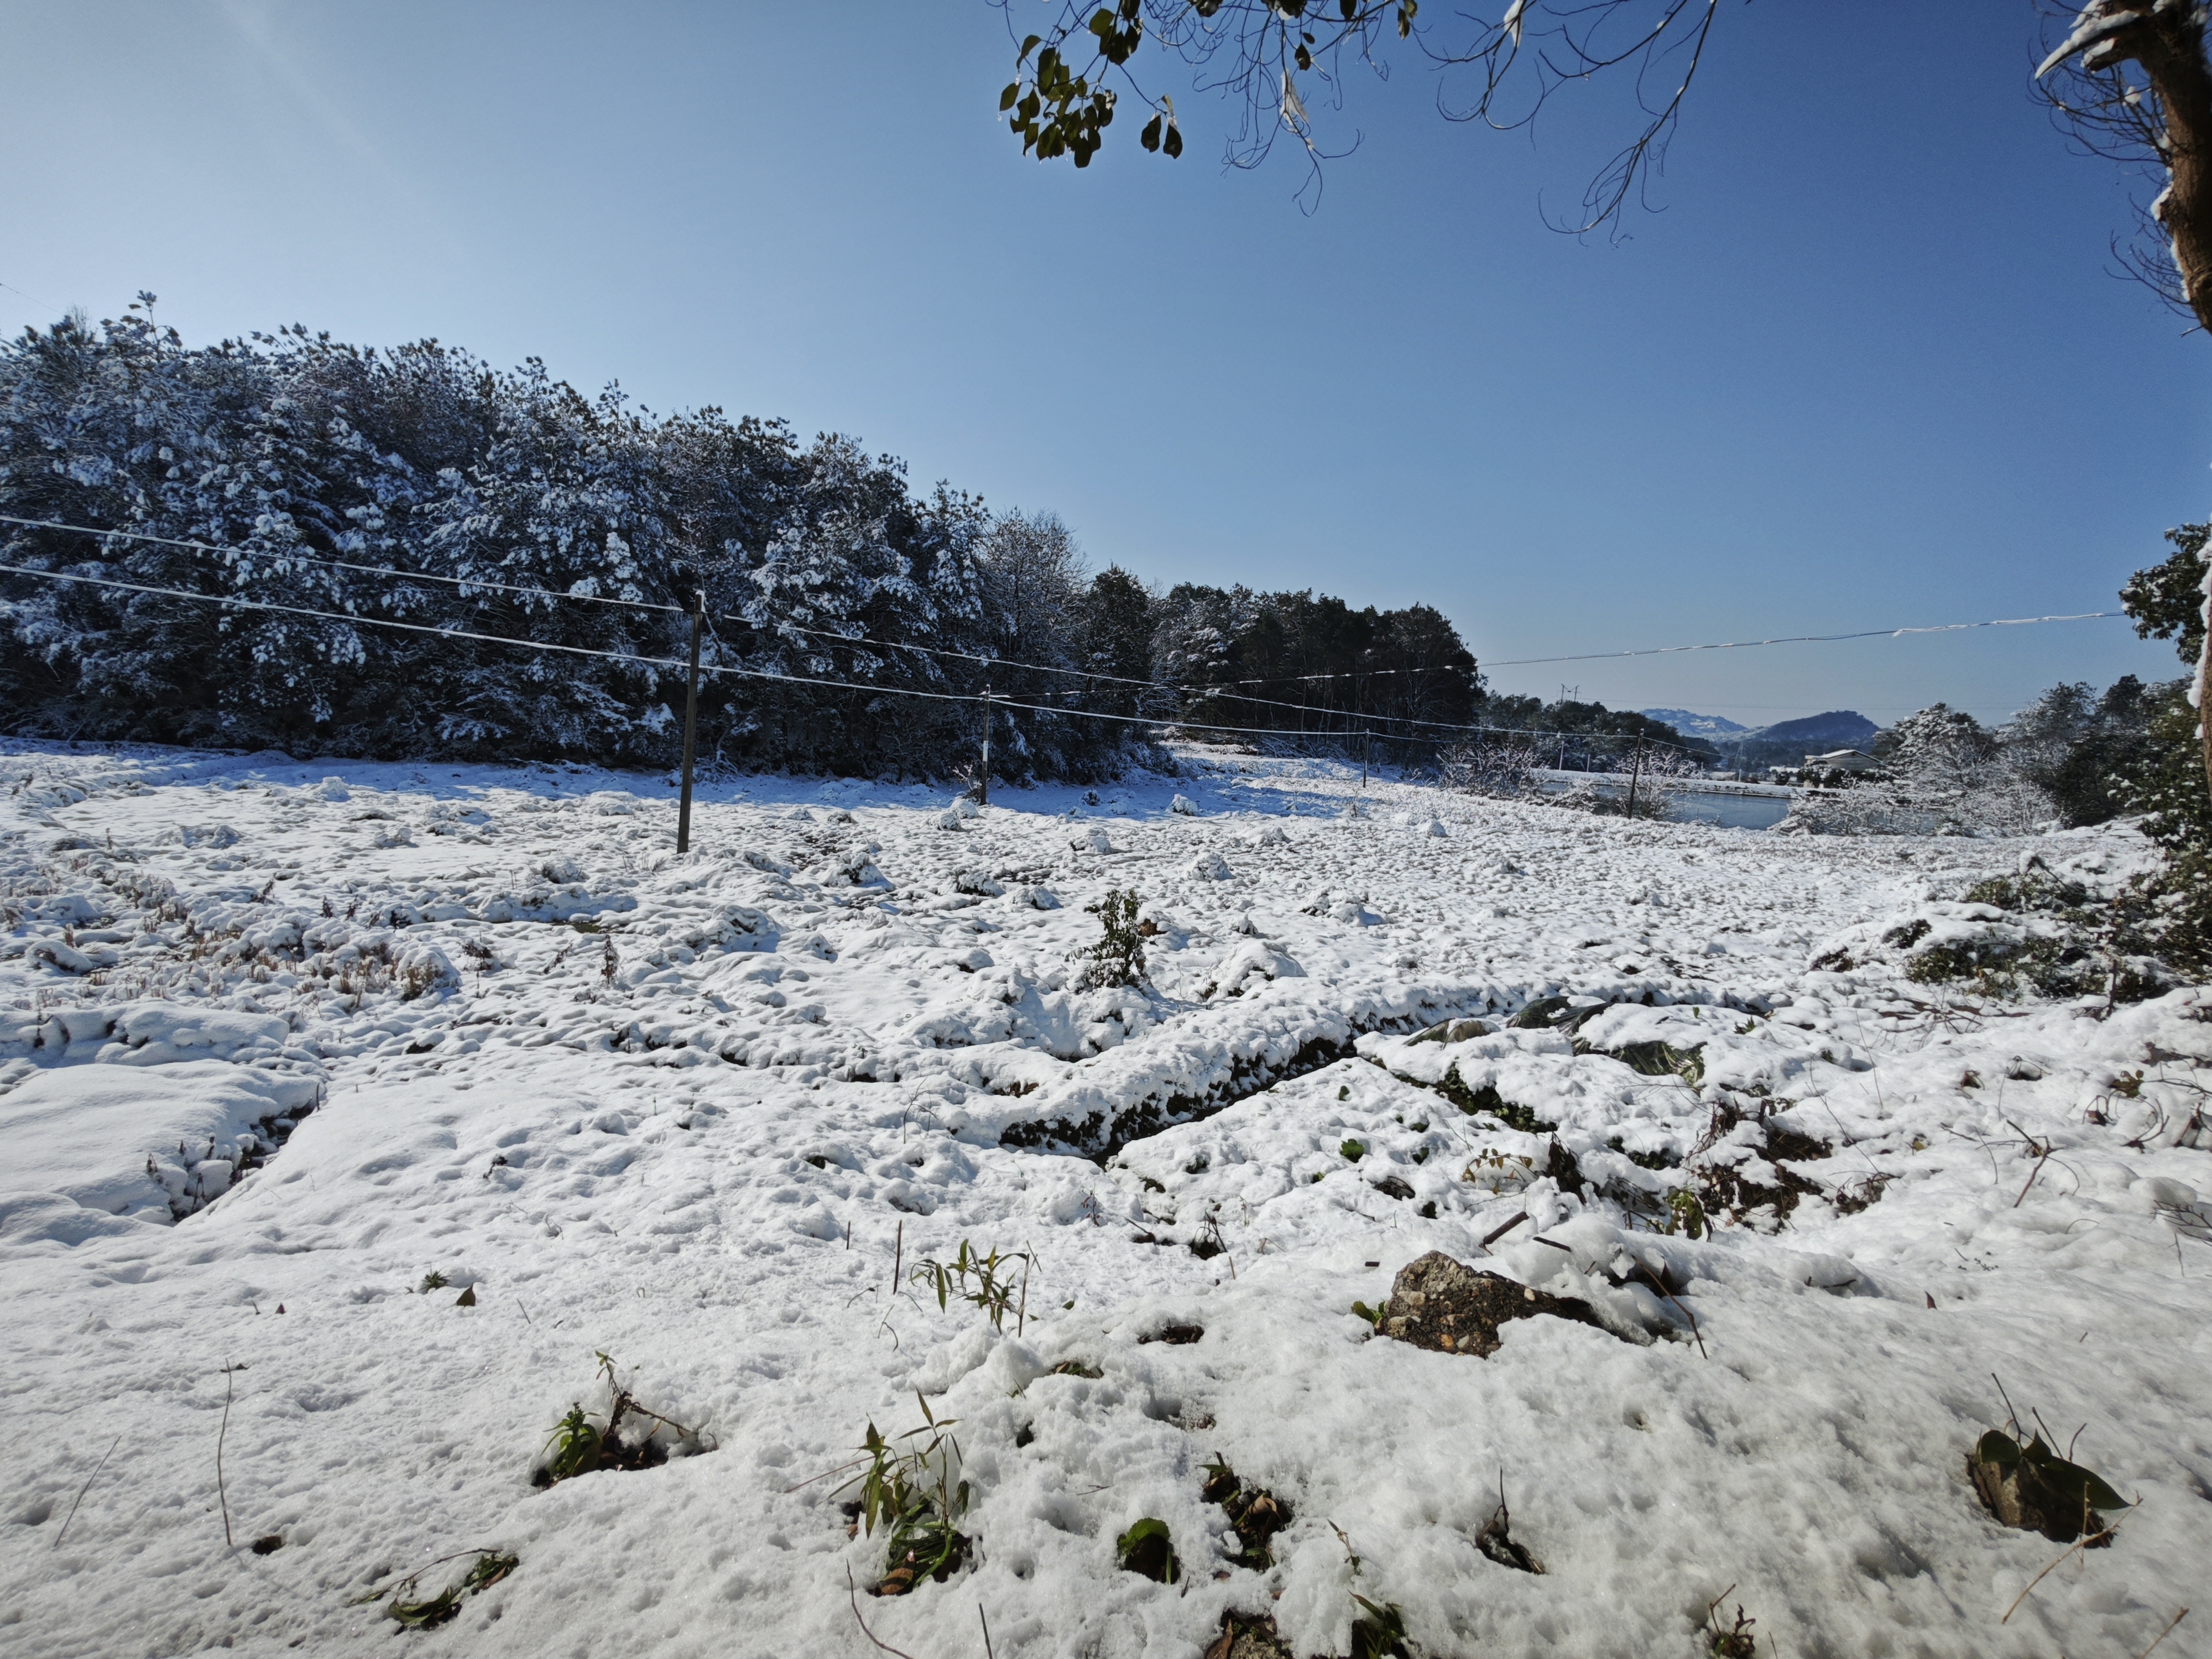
[1768,749,1886,787]
[1803,749,1881,773]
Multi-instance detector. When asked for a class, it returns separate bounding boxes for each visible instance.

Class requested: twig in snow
[2136,1609,2189,1658]
[1702,1583,1738,1635]
[351,1546,513,1605]
[52,1433,121,1549]
[1016,1251,1031,1338]
[1630,1258,1707,1359]
[216,1360,244,1548]
[2007,1119,2055,1207]
[1991,1373,2024,1437]
[1479,1210,1528,1249]
[2001,1526,2116,1623]
[979,1603,996,1659]
[846,1564,922,1659]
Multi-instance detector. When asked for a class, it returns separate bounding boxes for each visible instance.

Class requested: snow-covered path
[2,742,2206,1659]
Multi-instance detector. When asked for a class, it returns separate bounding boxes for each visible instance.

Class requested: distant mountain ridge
[1640,708,1879,757]
[1756,710,1877,749]
[1640,708,1749,740]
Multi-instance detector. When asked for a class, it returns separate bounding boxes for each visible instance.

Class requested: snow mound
[0,1061,319,1241]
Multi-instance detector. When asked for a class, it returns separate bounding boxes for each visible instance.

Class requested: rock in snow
[1379,1250,1613,1357]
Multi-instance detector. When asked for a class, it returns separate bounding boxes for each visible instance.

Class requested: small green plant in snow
[1115,1516,1178,1583]
[1074,889,1149,990]
[911,1239,1031,1332]
[842,1395,970,1595]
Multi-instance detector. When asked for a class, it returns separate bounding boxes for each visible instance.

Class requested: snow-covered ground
[2,740,2207,1659]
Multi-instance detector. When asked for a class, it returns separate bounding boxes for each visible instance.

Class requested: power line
[0,560,975,704]
[0,278,65,314]
[765,612,1466,694]
[0,513,1481,736]
[0,559,1718,753]
[0,513,685,615]
[765,618,1494,733]
[6,517,2130,687]
[1483,611,2124,669]
[0,559,1456,742]
[2,512,1161,688]
[11,512,2110,747]
[1202,663,1466,687]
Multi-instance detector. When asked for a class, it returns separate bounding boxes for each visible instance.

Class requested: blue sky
[4,2,2204,727]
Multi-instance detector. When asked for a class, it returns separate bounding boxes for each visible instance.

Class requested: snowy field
[2,739,2208,1659]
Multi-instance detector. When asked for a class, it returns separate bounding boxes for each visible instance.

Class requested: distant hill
[1639,708,1880,769]
[1640,708,1749,740]
[1754,711,1877,750]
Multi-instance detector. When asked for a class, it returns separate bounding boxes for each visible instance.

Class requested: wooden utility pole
[1360,728,1370,790]
[676,590,703,855]
[978,686,992,807]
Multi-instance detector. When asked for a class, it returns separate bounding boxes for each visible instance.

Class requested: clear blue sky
[3,2,2203,727]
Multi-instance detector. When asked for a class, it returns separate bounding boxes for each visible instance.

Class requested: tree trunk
[2138,15,2212,806]
[2199,561,2212,802]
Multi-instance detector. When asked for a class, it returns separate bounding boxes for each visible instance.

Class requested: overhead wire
[1483,611,2124,668]
[0,513,1480,735]
[4,516,2131,685]
[0,513,685,615]
[0,559,1506,742]
[758,616,1498,732]
[2,512,2121,749]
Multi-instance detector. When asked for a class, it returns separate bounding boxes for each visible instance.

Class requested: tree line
[0,302,1575,781]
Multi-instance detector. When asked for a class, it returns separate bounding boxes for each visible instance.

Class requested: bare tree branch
[990,2,1730,228]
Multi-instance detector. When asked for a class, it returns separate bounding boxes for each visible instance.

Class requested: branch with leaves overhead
[2036,2,2212,330]
[991,1,1722,228]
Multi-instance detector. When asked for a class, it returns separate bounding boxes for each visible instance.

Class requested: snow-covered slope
[1638,707,1749,740]
[1,742,2205,1658]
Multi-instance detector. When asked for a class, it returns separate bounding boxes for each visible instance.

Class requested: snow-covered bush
[1786,705,2057,837]
[1072,889,1147,991]
[1440,736,1543,798]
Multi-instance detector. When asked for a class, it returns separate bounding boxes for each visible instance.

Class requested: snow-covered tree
[0,311,1133,778]
[2,307,1486,782]
[1799,706,2055,837]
